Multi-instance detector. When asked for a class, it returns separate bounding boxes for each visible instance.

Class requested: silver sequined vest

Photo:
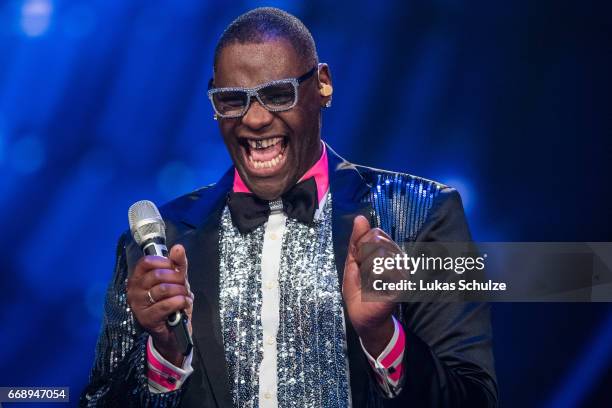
[218,195,350,408]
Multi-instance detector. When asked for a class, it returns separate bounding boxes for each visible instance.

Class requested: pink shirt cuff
[146,335,194,393]
[359,315,405,396]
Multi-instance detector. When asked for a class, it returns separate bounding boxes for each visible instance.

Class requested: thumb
[169,244,188,276]
[342,248,362,300]
[343,215,371,297]
[348,215,371,259]
[342,215,370,291]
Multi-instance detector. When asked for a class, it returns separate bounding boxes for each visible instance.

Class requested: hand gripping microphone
[128,200,193,356]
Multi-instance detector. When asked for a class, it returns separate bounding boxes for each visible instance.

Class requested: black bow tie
[227,177,319,234]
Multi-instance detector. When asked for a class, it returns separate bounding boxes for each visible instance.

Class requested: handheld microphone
[128,200,193,356]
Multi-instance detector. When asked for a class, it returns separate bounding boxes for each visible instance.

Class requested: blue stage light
[157,161,196,200]
[85,281,108,320]
[62,5,96,39]
[0,127,5,164]
[544,311,612,408]
[20,0,53,37]
[441,176,473,214]
[9,135,45,173]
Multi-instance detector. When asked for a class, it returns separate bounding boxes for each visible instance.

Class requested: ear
[317,63,333,106]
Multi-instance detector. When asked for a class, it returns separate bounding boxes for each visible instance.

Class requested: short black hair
[213,7,318,72]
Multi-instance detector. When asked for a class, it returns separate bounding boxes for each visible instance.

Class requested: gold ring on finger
[147,289,156,305]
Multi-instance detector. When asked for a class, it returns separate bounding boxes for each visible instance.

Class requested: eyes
[210,81,299,118]
[207,66,318,119]
[215,91,247,108]
[259,84,295,106]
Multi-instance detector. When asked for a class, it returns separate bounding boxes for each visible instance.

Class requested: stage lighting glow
[20,0,53,37]
[442,177,474,214]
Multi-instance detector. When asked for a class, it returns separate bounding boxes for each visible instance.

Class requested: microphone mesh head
[128,200,166,245]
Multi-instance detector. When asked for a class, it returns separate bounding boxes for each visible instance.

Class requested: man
[81,7,497,408]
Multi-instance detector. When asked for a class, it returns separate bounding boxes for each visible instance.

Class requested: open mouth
[239,136,288,174]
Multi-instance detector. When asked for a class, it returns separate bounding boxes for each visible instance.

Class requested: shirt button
[269,232,278,240]
[266,336,275,345]
[264,391,272,399]
[265,281,275,289]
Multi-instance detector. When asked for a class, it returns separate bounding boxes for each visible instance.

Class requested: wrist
[357,316,395,357]
[152,336,183,367]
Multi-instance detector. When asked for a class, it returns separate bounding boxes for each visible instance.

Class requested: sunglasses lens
[212,91,248,116]
[259,82,296,110]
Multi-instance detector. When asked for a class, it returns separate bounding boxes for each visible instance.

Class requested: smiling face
[214,39,330,200]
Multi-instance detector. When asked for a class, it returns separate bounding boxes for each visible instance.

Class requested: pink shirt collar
[232,141,329,203]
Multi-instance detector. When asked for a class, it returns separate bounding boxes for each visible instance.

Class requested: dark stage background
[0,1,611,407]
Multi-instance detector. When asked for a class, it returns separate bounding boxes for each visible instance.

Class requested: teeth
[247,137,285,170]
[247,137,282,150]
[250,151,284,169]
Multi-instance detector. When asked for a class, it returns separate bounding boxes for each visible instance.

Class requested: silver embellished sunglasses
[207,66,317,119]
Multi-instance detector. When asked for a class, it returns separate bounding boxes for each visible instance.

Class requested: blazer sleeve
[385,187,499,407]
[79,232,185,407]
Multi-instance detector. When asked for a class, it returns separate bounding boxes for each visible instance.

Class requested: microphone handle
[143,239,194,356]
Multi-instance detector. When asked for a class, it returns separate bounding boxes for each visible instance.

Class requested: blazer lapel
[327,145,375,407]
[179,167,234,408]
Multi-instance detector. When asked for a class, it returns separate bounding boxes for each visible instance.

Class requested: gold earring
[213,113,218,121]
[320,83,333,97]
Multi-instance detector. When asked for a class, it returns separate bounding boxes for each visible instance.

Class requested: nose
[242,99,274,130]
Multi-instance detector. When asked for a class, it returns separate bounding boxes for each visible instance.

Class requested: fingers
[127,245,193,342]
[141,267,187,290]
[355,232,401,263]
[129,245,191,311]
[355,226,393,247]
[351,220,400,260]
[141,294,193,326]
[147,283,191,304]
[133,255,173,279]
